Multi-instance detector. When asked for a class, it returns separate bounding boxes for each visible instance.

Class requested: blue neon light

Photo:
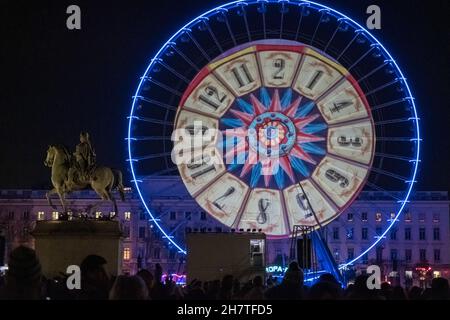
[127,0,420,263]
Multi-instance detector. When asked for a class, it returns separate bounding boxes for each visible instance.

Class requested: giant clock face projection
[173,40,375,238]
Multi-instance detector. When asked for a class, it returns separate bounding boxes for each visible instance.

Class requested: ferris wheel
[127,0,420,271]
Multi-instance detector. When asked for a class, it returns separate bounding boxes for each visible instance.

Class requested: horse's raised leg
[57,189,67,214]
[108,193,118,220]
[46,188,58,209]
[102,190,118,220]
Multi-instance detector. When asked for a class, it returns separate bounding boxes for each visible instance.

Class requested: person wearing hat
[0,246,43,300]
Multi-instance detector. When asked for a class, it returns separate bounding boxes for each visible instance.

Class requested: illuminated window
[68,212,73,220]
[110,212,115,218]
[361,212,368,221]
[124,212,131,221]
[433,271,441,278]
[375,212,382,222]
[37,211,45,221]
[95,212,102,219]
[52,211,59,220]
[347,213,353,222]
[123,247,131,260]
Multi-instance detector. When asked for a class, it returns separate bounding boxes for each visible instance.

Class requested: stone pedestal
[32,220,123,278]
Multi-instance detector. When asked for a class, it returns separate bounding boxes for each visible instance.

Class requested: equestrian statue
[44,131,125,219]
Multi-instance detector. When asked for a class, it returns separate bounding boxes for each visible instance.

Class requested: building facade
[0,189,147,275]
[0,178,449,288]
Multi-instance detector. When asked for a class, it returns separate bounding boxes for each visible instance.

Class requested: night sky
[1,0,449,191]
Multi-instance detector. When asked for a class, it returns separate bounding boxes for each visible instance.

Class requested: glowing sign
[265,265,288,274]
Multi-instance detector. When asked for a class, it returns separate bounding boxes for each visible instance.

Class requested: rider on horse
[75,131,96,180]
[67,131,96,187]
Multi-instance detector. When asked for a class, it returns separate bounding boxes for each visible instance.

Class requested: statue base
[32,220,123,278]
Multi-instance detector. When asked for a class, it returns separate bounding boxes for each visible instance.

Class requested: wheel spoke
[132,152,172,162]
[375,152,418,162]
[324,19,343,53]
[295,4,306,41]
[370,167,409,182]
[168,43,200,72]
[185,29,211,61]
[364,78,400,96]
[126,136,171,141]
[143,77,182,96]
[134,96,177,111]
[357,61,389,83]
[201,17,223,53]
[128,115,173,126]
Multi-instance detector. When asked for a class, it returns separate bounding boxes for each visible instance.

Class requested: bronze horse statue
[44,144,125,218]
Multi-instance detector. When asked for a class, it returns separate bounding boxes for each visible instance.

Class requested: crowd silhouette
[0,246,449,300]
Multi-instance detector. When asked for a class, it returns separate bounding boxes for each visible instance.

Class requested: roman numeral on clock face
[190,164,216,179]
[337,136,363,147]
[187,155,216,179]
[231,63,254,88]
[330,100,353,113]
[306,70,324,90]
[185,124,209,136]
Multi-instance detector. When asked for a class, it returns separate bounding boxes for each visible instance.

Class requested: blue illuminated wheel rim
[127,1,420,265]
